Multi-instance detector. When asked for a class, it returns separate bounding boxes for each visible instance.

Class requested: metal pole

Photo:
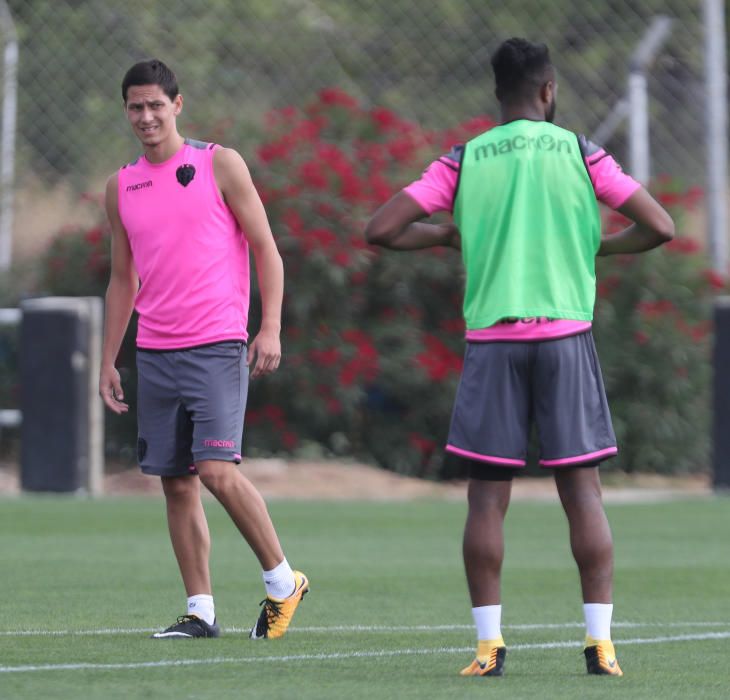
[86,297,104,496]
[703,0,729,276]
[628,72,650,184]
[627,15,673,185]
[0,1,17,273]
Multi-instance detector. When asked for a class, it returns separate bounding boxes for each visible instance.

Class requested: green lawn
[1,495,729,699]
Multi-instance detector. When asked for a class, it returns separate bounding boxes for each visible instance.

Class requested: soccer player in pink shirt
[99,59,308,640]
[366,38,674,677]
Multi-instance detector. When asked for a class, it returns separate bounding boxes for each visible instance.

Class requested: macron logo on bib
[473,134,573,162]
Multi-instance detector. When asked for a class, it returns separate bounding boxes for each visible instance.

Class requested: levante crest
[176,164,196,187]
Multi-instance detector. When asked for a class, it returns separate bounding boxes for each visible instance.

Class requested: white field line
[1,620,729,638]
[0,631,729,675]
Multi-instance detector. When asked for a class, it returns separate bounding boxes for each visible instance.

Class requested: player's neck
[143,132,185,164]
[499,104,546,125]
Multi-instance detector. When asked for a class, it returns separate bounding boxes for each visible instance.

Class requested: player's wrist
[100,358,118,373]
[259,320,282,334]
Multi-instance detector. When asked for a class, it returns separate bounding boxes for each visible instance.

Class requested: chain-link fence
[0,0,723,475]
[4,0,709,193]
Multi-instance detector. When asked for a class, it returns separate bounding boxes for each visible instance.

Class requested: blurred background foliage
[0,1,720,477]
[3,91,718,478]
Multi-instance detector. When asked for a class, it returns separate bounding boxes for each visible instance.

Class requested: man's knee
[161,474,199,501]
[555,465,603,506]
[196,460,237,495]
[467,478,512,514]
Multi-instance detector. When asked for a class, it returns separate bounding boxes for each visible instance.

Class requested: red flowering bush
[244,89,494,475]
[40,225,110,296]
[32,91,720,477]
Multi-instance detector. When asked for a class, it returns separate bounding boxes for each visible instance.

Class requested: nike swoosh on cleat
[152,631,193,638]
[608,659,616,668]
[294,578,308,594]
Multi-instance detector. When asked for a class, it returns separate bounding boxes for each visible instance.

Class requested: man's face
[124,84,182,147]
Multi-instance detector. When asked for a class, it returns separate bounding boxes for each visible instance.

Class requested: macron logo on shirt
[126,180,153,192]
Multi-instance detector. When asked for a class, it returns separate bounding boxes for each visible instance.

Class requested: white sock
[263,558,296,599]
[187,594,215,625]
[584,603,613,640]
[472,605,502,641]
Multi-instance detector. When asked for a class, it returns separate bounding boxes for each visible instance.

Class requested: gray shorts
[136,341,248,477]
[446,332,617,470]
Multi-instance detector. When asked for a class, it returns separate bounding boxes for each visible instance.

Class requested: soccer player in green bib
[365,38,674,678]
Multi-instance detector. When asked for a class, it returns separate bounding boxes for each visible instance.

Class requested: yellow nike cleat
[249,570,309,640]
[584,636,623,676]
[460,638,506,676]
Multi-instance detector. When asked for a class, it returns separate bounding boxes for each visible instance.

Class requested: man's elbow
[364,219,394,246]
[107,270,138,298]
[654,211,675,243]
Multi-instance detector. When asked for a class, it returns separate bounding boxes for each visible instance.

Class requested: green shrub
[594,187,717,473]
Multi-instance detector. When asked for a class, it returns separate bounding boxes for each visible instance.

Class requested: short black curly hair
[490,38,553,103]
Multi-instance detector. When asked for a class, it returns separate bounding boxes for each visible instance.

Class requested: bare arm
[100,173,139,414]
[364,191,461,250]
[598,187,675,256]
[214,147,283,379]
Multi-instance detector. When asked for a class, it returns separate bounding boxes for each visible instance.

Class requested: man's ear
[173,94,183,116]
[540,80,555,106]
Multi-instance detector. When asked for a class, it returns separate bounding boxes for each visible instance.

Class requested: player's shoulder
[212,145,253,191]
[184,137,217,152]
[576,134,608,163]
[104,171,123,219]
[212,144,247,167]
[119,153,143,172]
[105,171,119,200]
[437,144,465,170]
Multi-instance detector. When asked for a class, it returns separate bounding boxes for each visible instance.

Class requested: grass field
[1,494,729,699]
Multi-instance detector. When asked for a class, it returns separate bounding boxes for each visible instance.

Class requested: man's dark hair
[121,59,179,102]
[490,38,552,103]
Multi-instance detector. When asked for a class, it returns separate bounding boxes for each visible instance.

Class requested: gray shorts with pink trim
[446,331,617,470]
[136,341,248,477]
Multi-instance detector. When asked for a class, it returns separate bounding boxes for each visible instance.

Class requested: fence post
[627,15,673,184]
[19,297,103,494]
[0,1,17,273]
[703,0,729,276]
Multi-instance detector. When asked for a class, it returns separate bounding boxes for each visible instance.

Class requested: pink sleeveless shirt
[117,139,250,349]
